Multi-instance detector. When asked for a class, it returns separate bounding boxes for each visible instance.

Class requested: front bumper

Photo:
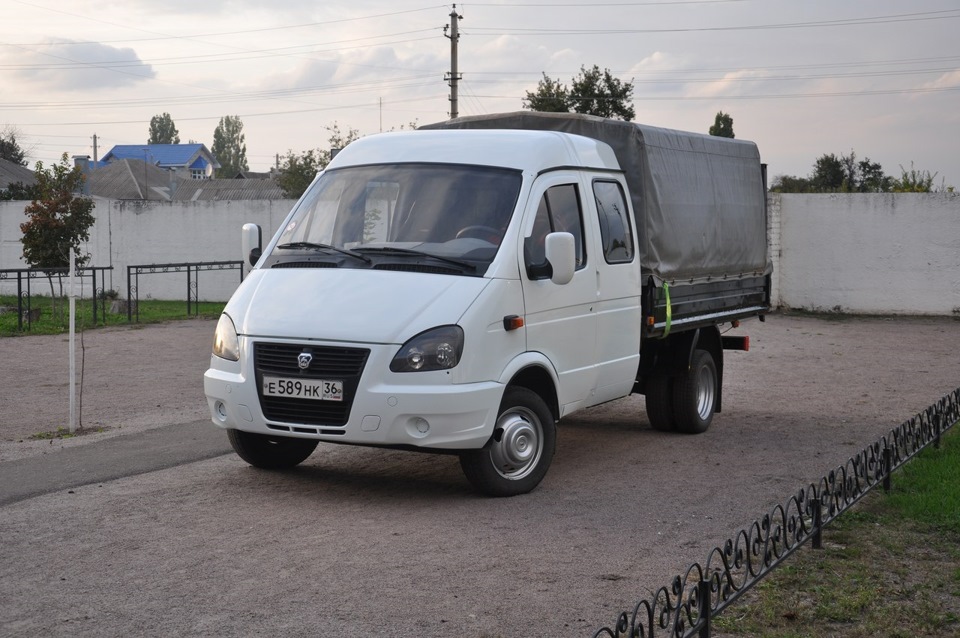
[203,337,504,450]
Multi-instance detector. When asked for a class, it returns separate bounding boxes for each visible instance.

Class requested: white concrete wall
[0,198,297,300]
[777,193,960,315]
[3,193,959,314]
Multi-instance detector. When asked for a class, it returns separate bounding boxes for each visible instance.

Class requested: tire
[459,387,556,497]
[645,374,677,432]
[227,429,319,469]
[671,349,718,434]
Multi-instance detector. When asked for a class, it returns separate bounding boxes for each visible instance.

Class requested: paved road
[0,420,230,506]
[1,314,958,637]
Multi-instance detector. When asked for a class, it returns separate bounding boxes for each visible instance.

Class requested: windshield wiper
[276,242,371,264]
[353,246,476,272]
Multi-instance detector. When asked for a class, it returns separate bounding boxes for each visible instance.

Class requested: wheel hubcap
[490,407,543,480]
[696,365,716,421]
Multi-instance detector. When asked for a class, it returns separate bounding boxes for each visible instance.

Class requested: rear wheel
[227,430,319,469]
[645,374,677,432]
[672,349,718,434]
[459,387,556,497]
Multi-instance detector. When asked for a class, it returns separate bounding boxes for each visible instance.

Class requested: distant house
[0,157,36,193]
[100,143,221,180]
[76,156,286,201]
[86,158,174,200]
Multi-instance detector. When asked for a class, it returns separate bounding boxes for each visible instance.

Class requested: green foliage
[811,153,846,191]
[0,181,42,201]
[524,73,570,113]
[709,111,735,138]
[211,115,249,178]
[276,123,360,199]
[0,126,28,166]
[891,162,953,193]
[524,65,635,121]
[148,112,180,144]
[773,151,952,193]
[19,153,95,271]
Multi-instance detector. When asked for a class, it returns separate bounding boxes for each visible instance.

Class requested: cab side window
[525,184,586,277]
[593,180,634,264]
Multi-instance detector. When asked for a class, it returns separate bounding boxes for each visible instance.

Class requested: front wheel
[459,387,556,497]
[672,349,718,434]
[227,429,319,469]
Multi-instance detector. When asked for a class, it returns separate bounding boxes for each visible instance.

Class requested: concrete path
[0,420,230,506]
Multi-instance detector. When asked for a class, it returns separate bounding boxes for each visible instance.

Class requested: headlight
[212,314,240,361]
[390,326,464,373]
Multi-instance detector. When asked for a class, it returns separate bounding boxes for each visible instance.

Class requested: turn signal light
[503,315,524,331]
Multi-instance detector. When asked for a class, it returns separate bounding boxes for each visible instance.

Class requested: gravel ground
[0,313,958,637]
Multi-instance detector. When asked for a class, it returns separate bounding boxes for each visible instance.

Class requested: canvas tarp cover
[423,112,770,284]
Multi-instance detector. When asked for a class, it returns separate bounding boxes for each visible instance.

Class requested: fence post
[934,413,942,450]
[698,578,712,638]
[16,271,24,332]
[882,444,892,493]
[126,266,133,323]
[811,497,823,550]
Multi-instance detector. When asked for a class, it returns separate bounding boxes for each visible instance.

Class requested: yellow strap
[662,282,672,339]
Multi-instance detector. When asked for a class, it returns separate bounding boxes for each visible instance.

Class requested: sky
[2,0,959,187]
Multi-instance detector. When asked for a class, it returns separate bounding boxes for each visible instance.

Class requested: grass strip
[714,425,960,637]
[0,294,224,336]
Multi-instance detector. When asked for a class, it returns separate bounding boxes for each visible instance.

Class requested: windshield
[271,163,523,275]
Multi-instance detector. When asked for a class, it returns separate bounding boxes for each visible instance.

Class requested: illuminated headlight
[390,326,464,373]
[212,313,240,361]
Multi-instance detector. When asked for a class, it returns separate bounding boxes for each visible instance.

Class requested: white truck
[204,112,771,496]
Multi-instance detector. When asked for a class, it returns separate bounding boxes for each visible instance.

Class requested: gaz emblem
[297,352,313,370]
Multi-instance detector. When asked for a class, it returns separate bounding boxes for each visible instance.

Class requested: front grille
[254,342,370,427]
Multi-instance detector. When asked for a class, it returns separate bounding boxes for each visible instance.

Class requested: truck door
[520,175,598,414]
[590,179,643,402]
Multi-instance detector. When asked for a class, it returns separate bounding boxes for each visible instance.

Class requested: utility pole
[444,5,462,119]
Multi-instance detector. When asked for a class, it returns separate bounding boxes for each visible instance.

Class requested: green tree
[1,126,27,166]
[19,153,96,318]
[0,181,41,201]
[811,153,846,192]
[569,65,635,120]
[148,112,180,144]
[276,123,360,199]
[211,115,249,177]
[709,111,735,138]
[524,65,635,121]
[524,73,570,113]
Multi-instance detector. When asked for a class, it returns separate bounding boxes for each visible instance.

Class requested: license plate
[262,376,343,402]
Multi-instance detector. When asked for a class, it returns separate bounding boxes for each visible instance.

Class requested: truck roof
[328,128,623,174]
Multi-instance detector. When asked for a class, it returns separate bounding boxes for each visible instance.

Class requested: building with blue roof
[100,143,220,180]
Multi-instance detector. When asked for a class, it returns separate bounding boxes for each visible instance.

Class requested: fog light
[215,401,228,422]
[415,418,429,434]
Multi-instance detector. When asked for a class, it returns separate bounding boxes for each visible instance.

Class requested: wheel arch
[498,353,561,422]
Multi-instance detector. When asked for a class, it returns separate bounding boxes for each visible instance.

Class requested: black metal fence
[0,266,113,331]
[591,387,960,638]
[126,261,243,322]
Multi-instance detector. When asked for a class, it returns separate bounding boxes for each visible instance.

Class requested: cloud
[8,39,156,90]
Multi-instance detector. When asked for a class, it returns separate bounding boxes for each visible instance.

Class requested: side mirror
[241,223,262,267]
[545,232,575,285]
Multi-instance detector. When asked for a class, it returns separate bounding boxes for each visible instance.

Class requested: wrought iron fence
[125,261,243,322]
[0,266,113,331]
[591,387,960,638]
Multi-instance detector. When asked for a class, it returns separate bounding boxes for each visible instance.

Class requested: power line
[466,9,960,35]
